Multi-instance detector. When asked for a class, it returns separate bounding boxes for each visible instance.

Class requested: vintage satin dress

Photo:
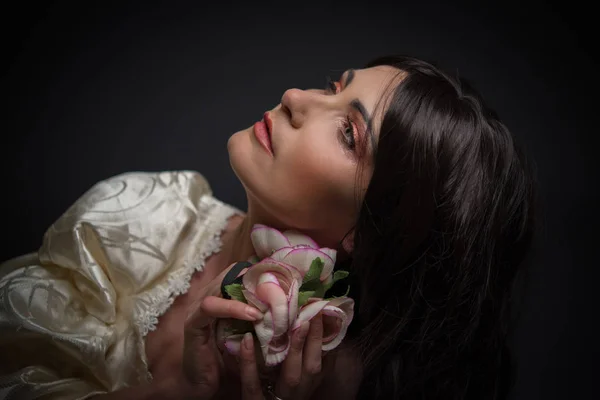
[0,171,244,399]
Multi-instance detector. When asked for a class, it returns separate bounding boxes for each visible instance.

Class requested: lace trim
[131,195,243,383]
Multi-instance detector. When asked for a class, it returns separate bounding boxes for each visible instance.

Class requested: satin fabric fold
[0,171,243,399]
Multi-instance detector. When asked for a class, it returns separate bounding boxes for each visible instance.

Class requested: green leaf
[333,270,349,282]
[300,278,322,291]
[224,283,247,303]
[323,270,350,292]
[314,285,326,298]
[298,290,316,307]
[303,257,324,284]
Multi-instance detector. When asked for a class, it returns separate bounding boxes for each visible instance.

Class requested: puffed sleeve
[0,170,217,399]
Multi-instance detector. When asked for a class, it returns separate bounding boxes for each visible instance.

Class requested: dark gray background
[1,0,597,399]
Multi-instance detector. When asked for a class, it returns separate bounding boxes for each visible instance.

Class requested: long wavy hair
[334,55,538,399]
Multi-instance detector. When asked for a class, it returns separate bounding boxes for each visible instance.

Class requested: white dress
[0,171,244,399]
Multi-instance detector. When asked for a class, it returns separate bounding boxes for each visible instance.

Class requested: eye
[338,118,357,150]
[325,76,339,94]
[325,76,358,153]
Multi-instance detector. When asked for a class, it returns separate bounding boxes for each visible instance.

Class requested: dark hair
[335,55,537,399]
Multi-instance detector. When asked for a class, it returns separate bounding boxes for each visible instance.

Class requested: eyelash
[325,76,357,151]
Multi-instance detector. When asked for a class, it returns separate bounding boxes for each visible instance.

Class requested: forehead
[348,65,401,89]
[344,65,405,133]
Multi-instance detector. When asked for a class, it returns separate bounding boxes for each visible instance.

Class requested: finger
[186,263,252,324]
[182,323,219,398]
[185,298,212,335]
[303,313,323,375]
[239,332,263,400]
[200,295,263,321]
[276,321,309,398]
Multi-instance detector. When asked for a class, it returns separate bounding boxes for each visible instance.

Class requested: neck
[217,200,349,270]
[220,214,256,267]
[218,197,278,268]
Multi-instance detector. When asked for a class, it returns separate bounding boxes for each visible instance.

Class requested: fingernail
[243,332,253,350]
[245,306,263,321]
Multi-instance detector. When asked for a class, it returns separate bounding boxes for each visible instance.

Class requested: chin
[227,128,252,172]
[226,127,247,155]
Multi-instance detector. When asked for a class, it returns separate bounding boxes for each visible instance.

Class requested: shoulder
[57,170,213,224]
[39,170,217,266]
[92,170,212,197]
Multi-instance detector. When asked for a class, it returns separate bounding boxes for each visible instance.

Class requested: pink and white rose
[293,296,355,351]
[216,224,354,366]
[250,224,337,282]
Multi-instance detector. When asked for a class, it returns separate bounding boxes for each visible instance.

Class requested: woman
[0,55,536,399]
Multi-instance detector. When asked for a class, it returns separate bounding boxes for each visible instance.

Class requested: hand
[201,295,327,400]
[269,314,326,399]
[177,264,264,399]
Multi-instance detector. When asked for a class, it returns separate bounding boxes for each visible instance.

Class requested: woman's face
[227,65,402,248]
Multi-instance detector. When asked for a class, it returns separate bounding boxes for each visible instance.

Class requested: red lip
[253,120,274,156]
[264,112,273,136]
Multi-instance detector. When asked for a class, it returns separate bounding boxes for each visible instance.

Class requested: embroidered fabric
[0,171,244,399]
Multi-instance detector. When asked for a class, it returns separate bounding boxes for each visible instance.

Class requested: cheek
[229,124,364,229]
[272,140,357,223]
[227,128,269,188]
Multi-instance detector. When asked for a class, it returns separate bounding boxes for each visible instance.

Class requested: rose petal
[321,297,354,351]
[290,297,354,351]
[251,225,291,259]
[321,310,343,342]
[258,272,280,286]
[263,334,291,366]
[256,279,288,336]
[321,306,346,339]
[265,352,288,366]
[224,334,245,355]
[270,246,295,261]
[242,289,268,313]
[238,243,316,367]
[326,296,355,318]
[287,278,299,328]
[254,310,274,344]
[242,259,303,294]
[292,300,329,330]
[282,230,319,248]
[268,333,289,352]
[282,248,334,279]
[320,247,337,263]
[254,312,291,366]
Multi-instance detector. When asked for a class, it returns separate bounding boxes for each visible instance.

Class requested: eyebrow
[341,69,377,160]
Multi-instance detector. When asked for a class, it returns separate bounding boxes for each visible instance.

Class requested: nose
[281,88,323,128]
